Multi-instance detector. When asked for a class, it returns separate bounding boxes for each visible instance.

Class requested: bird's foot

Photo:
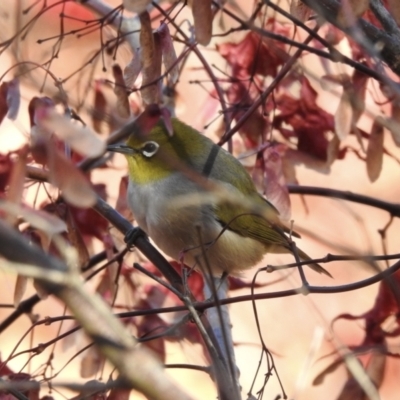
[124,227,148,250]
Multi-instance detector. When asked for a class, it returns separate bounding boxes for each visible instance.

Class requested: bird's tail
[296,248,332,278]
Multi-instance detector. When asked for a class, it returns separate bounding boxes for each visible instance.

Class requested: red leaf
[107,388,131,400]
[218,29,289,78]
[274,77,334,161]
[0,82,8,124]
[228,276,269,290]
[69,184,109,240]
[0,153,12,193]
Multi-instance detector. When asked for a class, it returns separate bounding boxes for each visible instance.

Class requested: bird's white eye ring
[141,141,159,158]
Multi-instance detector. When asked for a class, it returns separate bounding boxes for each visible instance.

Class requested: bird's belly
[127,180,266,275]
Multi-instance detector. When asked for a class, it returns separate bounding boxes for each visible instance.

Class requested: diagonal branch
[300,0,400,76]
[0,219,193,400]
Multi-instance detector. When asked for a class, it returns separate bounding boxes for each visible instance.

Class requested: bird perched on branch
[108,117,331,278]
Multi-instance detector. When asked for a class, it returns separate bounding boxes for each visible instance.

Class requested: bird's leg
[124,226,148,250]
[203,272,228,302]
[203,275,241,385]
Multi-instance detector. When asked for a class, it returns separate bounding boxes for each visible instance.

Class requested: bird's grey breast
[127,173,199,232]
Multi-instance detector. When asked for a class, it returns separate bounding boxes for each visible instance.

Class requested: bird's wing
[213,196,290,249]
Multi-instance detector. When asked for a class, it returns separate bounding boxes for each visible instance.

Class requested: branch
[0,219,193,400]
[300,0,400,76]
[287,185,400,217]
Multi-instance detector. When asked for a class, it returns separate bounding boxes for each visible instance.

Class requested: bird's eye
[141,141,159,158]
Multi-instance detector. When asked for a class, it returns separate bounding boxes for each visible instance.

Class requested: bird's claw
[124,227,148,250]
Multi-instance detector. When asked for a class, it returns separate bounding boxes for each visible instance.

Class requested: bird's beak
[107,144,136,155]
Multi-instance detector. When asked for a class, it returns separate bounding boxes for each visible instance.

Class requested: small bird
[108,118,330,278]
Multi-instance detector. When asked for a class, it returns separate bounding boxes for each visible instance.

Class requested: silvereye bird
[108,118,330,278]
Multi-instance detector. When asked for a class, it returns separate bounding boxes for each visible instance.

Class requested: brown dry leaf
[5,147,28,225]
[335,352,383,400]
[124,53,142,89]
[388,0,400,25]
[334,69,368,142]
[284,148,331,174]
[112,64,131,119]
[37,109,105,158]
[92,82,107,133]
[327,134,341,165]
[388,100,400,146]
[324,25,345,46]
[48,148,97,208]
[139,11,154,69]
[336,376,365,400]
[192,0,213,45]
[335,90,353,140]
[0,202,67,235]
[29,98,56,165]
[123,0,151,14]
[365,350,386,392]
[158,22,179,84]
[289,0,313,22]
[0,78,20,124]
[115,175,132,219]
[262,145,291,221]
[281,154,298,184]
[5,78,20,120]
[96,233,119,300]
[350,69,368,124]
[366,117,384,182]
[336,0,369,27]
[6,159,33,304]
[14,275,28,307]
[313,358,344,385]
[81,346,104,378]
[141,31,162,105]
[65,206,90,269]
